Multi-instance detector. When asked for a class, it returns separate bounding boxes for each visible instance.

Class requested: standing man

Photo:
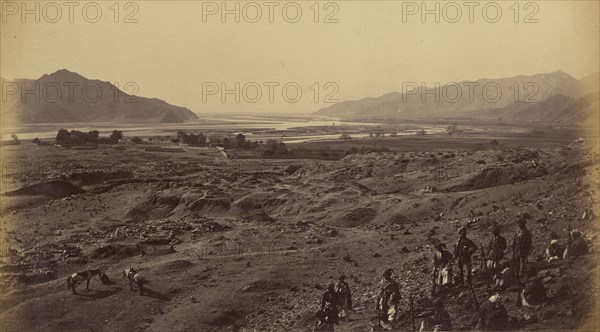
[317,282,339,330]
[511,219,532,283]
[335,275,352,321]
[433,243,454,293]
[454,227,477,287]
[376,268,401,330]
[487,226,507,268]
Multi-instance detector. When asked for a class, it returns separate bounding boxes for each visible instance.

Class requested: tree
[110,130,123,142]
[11,134,19,143]
[87,130,99,143]
[131,136,142,144]
[177,130,188,142]
[340,133,352,141]
[263,139,287,155]
[174,130,207,145]
[32,137,41,145]
[187,133,200,145]
[69,130,88,144]
[198,133,207,145]
[236,133,246,147]
[56,129,71,143]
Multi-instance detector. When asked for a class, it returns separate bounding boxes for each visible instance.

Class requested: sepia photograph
[0,1,599,331]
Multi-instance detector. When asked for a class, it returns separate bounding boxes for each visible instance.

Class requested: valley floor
[0,130,598,331]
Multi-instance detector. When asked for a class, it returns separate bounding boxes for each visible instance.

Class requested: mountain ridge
[1,69,198,124]
[316,71,598,124]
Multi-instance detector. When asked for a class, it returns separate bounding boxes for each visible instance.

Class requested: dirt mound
[507,149,539,163]
[69,170,133,185]
[283,164,302,175]
[4,180,84,197]
[231,192,287,211]
[239,210,275,224]
[329,207,377,228]
[155,260,193,274]
[126,192,181,221]
[89,244,143,259]
[385,213,413,225]
[448,165,548,191]
[187,190,232,212]
[557,159,597,177]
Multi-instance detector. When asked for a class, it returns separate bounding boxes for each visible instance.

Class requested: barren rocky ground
[0,129,598,331]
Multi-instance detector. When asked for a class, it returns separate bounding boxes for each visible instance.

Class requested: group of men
[315,275,353,331]
[433,218,534,293]
[315,217,589,331]
[436,217,589,291]
[546,229,589,261]
[432,218,589,330]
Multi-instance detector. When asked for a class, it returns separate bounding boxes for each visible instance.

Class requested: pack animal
[66,269,108,293]
[122,267,144,295]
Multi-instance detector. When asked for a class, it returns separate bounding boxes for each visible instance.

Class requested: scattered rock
[89,244,142,259]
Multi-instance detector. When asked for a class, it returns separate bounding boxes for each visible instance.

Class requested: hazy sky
[1,0,598,114]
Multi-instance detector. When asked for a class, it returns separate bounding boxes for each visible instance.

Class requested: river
[1,115,445,143]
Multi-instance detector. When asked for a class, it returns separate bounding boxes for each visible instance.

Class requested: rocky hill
[1,69,198,124]
[316,71,598,125]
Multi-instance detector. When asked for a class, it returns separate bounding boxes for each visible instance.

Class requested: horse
[66,269,108,293]
[122,267,144,295]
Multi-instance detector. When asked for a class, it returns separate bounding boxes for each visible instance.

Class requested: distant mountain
[580,73,599,95]
[1,69,198,124]
[478,93,598,124]
[316,71,598,124]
